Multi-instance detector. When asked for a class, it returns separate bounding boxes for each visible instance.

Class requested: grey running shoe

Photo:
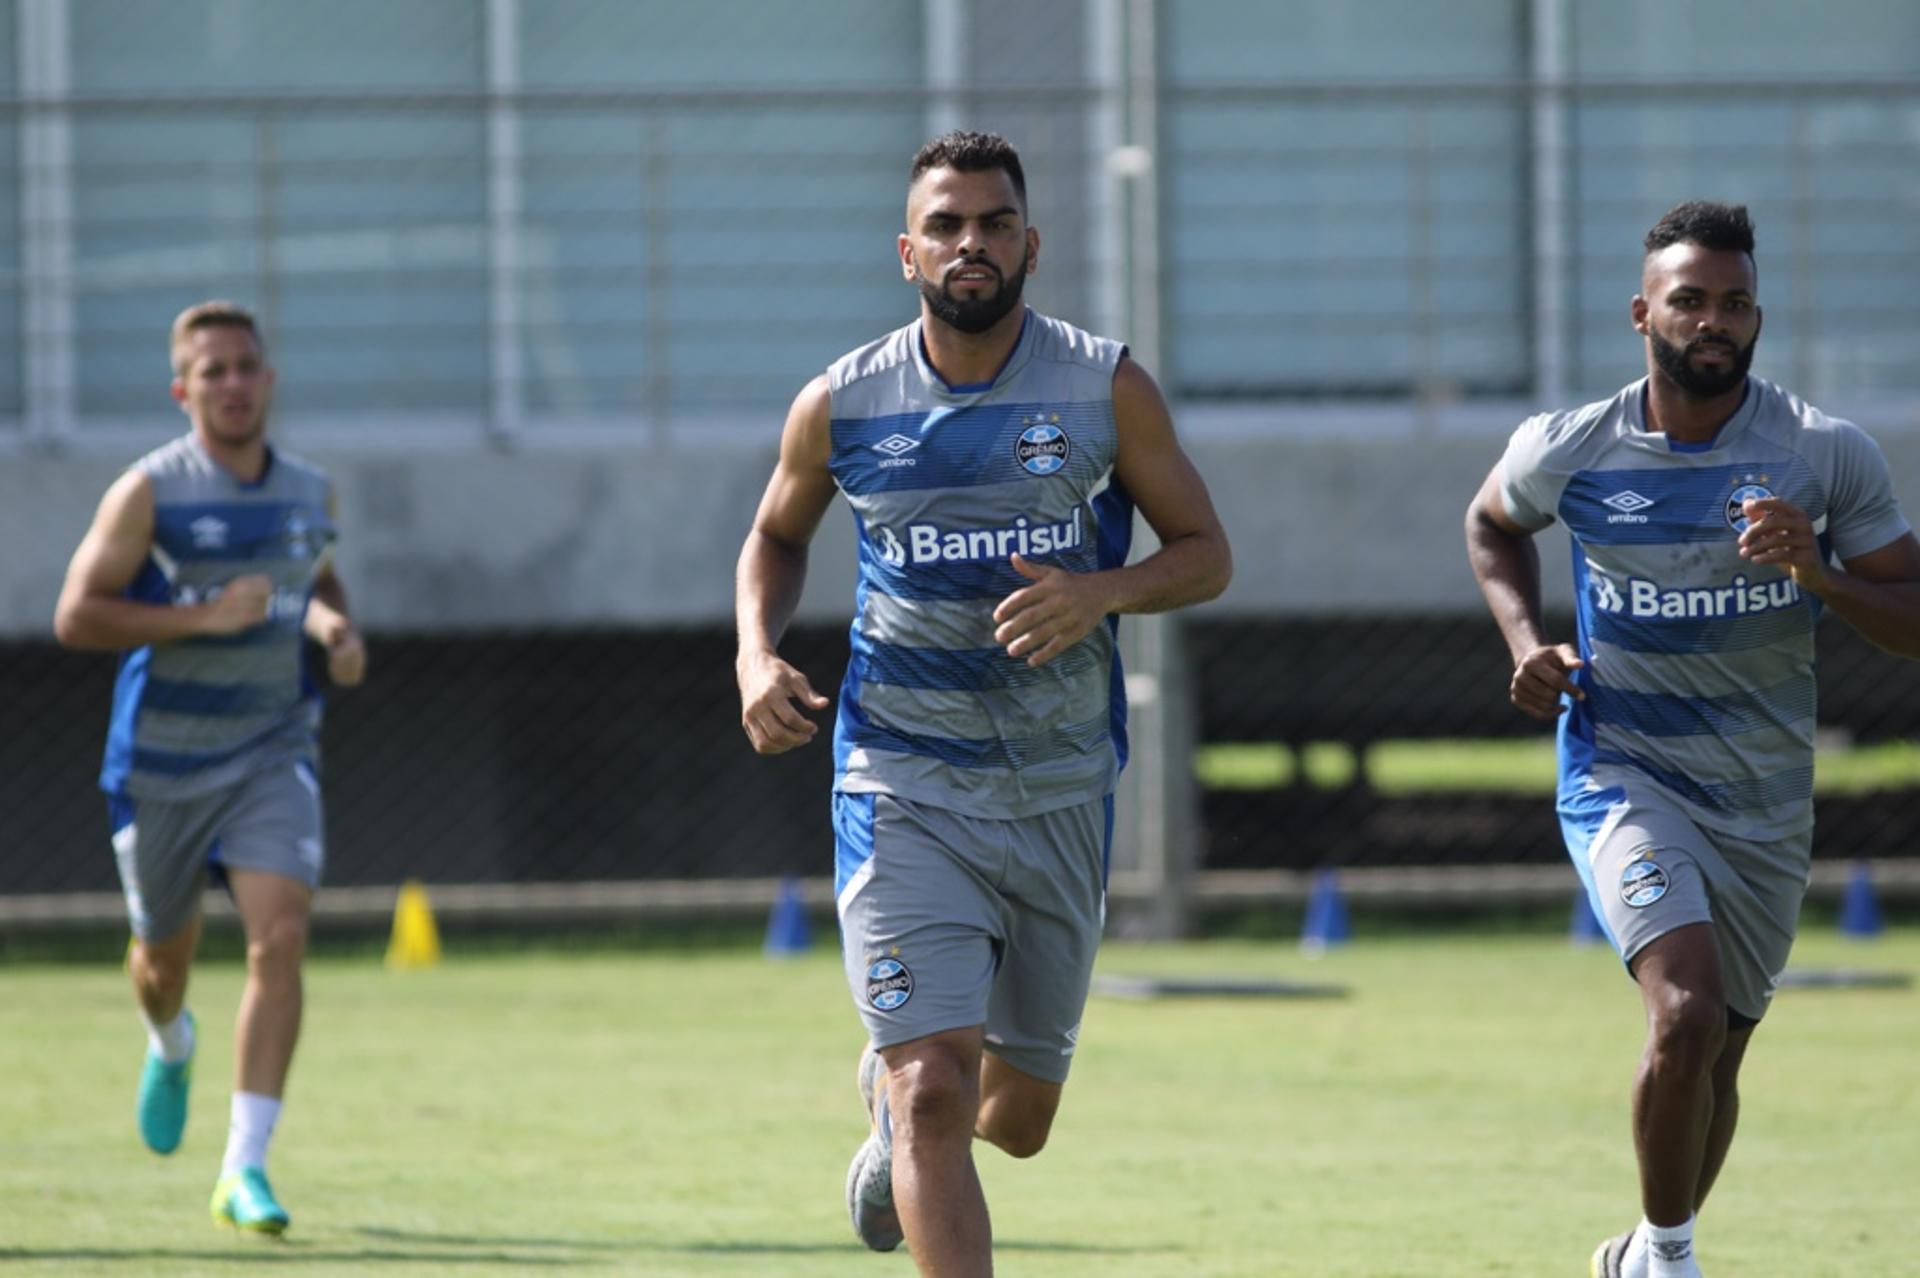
[1590,1228,1635,1278]
[845,1134,902,1252]
[847,1044,900,1251]
[858,1042,883,1118]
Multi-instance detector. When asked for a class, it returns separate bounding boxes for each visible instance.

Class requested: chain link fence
[1191,614,1920,877]
[8,612,1920,909]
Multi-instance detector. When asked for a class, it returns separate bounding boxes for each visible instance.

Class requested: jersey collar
[911,309,1036,402]
[1628,376,1758,455]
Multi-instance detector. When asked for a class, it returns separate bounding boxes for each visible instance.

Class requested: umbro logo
[1602,490,1653,514]
[1602,490,1653,524]
[872,434,920,469]
[190,516,229,549]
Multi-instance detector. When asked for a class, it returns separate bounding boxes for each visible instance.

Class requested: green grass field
[2,930,1915,1277]
[1196,738,1920,796]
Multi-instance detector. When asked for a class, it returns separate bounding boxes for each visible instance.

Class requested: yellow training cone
[385,880,442,970]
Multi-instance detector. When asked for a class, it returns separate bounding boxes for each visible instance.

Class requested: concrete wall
[6,400,1919,638]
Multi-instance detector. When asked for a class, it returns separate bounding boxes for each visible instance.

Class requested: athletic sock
[221,1092,282,1176]
[143,1010,194,1064]
[1619,1225,1649,1278]
[1643,1215,1697,1278]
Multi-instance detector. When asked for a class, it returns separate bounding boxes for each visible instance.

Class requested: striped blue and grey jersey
[825,310,1134,819]
[1500,376,1910,841]
[102,434,336,800]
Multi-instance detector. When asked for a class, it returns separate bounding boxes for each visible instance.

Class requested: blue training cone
[1839,860,1884,940]
[1569,890,1607,946]
[764,877,813,957]
[1300,868,1351,954]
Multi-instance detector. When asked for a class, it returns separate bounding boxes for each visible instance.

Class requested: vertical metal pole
[1790,96,1815,396]
[19,0,74,448]
[1123,0,1160,379]
[925,0,966,139]
[1086,0,1127,342]
[643,115,669,438]
[486,0,524,445]
[1411,106,1434,423]
[1529,0,1569,404]
[1111,0,1195,940]
[255,115,279,344]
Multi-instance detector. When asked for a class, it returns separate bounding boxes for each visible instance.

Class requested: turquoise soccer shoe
[136,1013,193,1155]
[210,1167,290,1235]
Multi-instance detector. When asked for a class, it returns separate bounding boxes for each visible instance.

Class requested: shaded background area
[3,1,1920,926]
[9,613,1920,899]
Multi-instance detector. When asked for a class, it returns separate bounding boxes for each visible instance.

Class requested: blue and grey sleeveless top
[102,434,336,799]
[826,311,1134,818]
[1500,377,1910,840]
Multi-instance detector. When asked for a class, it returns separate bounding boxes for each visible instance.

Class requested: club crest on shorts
[1016,418,1070,476]
[1621,859,1670,908]
[1726,477,1774,534]
[865,957,913,1012]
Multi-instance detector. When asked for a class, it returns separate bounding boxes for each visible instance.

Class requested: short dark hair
[908,130,1027,210]
[1643,201,1755,258]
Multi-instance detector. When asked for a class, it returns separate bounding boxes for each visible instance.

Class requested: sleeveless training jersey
[101,434,336,800]
[1500,376,1910,842]
[826,310,1134,819]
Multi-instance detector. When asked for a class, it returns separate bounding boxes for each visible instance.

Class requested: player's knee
[131,947,190,1000]
[245,914,310,979]
[1646,984,1727,1070]
[131,931,193,989]
[980,1113,1052,1159]
[889,1053,980,1136]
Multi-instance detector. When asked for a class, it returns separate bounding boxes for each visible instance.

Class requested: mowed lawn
[1195,737,1920,795]
[1,929,1914,1277]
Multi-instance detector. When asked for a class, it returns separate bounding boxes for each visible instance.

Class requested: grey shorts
[108,758,326,941]
[833,791,1112,1085]
[1568,785,1809,1021]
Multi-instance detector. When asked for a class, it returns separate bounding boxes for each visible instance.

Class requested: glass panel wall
[1568,1,1920,399]
[68,0,486,421]
[517,0,923,420]
[1162,0,1530,399]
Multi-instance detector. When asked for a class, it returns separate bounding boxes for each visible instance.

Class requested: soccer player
[735,131,1230,1275]
[1465,203,1920,1278]
[54,300,366,1235]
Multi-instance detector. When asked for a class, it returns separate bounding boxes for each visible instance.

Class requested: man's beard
[917,250,1028,334]
[1650,329,1756,398]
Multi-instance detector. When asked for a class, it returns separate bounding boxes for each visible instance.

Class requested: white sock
[1620,1225,1649,1278]
[143,1010,194,1064]
[221,1092,282,1176]
[1643,1215,1697,1278]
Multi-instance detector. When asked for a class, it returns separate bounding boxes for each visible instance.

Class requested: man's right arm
[1464,465,1585,720]
[54,469,271,651]
[735,376,840,755]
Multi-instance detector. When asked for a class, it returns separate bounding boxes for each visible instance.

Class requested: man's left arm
[303,495,367,687]
[993,357,1232,666]
[1742,501,1920,659]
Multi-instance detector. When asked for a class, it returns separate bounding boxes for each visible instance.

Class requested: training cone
[385,879,443,970]
[1839,861,1884,940]
[1569,890,1607,946]
[1300,868,1351,954]
[763,877,812,957]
